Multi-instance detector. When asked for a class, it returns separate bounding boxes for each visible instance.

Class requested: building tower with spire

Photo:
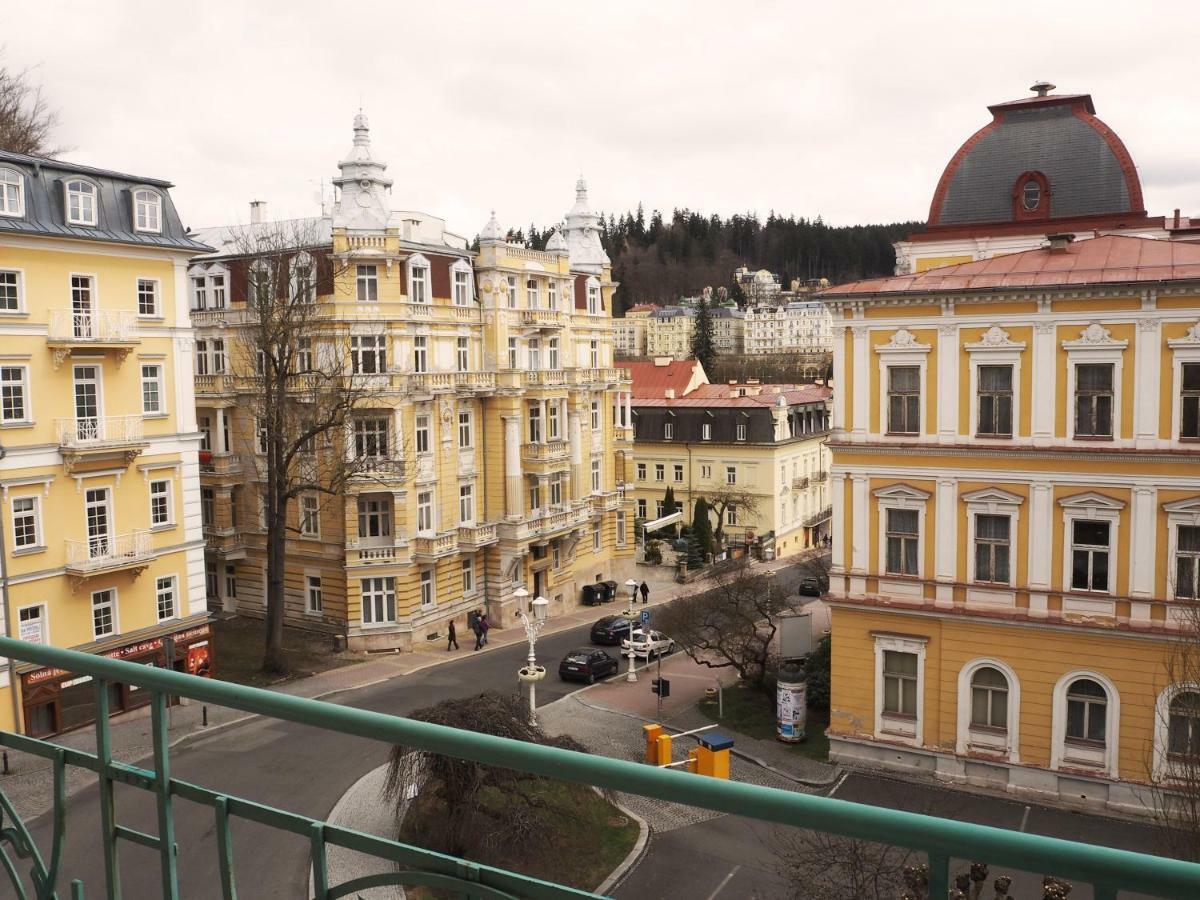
[332,112,393,232]
[562,177,611,274]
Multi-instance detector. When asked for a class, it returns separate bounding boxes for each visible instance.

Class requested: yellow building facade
[0,150,212,735]
[821,234,1200,813]
[190,117,634,650]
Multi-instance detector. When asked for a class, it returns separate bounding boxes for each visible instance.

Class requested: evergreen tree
[690,295,717,372]
[685,529,705,570]
[691,497,716,559]
[663,485,676,520]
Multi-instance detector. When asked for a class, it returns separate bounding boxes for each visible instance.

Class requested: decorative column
[503,415,522,520]
[936,324,959,443]
[831,325,847,432]
[934,478,958,607]
[851,326,870,437]
[1129,487,1156,624]
[569,407,583,501]
[1027,481,1054,616]
[831,473,847,574]
[1031,321,1057,445]
[1135,318,1161,448]
[215,408,228,454]
[850,474,870,590]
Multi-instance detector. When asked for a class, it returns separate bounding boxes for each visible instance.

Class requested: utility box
[780,611,813,660]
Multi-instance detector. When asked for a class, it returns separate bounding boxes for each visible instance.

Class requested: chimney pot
[250,200,266,224]
[1175,209,1182,228]
[1047,233,1074,252]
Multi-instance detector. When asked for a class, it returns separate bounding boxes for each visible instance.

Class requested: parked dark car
[590,615,633,645]
[798,574,828,597]
[558,648,619,683]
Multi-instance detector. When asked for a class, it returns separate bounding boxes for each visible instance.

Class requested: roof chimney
[1046,233,1074,252]
[664,389,675,399]
[1030,80,1056,97]
[1175,209,1182,229]
[653,356,672,367]
[250,200,267,225]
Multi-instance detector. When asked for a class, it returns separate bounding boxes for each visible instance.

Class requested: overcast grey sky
[5,1,1199,238]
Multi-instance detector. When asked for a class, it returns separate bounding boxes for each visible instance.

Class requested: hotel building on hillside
[0,150,212,735]
[614,303,657,358]
[744,300,834,356]
[645,305,695,358]
[626,358,832,558]
[188,116,634,650]
[821,83,1200,813]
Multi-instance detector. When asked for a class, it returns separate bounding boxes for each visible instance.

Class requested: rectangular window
[507,276,517,308]
[306,575,323,613]
[1075,363,1114,438]
[225,564,237,600]
[530,483,541,512]
[410,264,428,304]
[210,274,226,308]
[885,508,919,576]
[528,405,542,443]
[882,650,918,716]
[725,466,736,485]
[654,464,665,482]
[548,402,560,439]
[156,576,176,621]
[616,511,627,546]
[664,421,674,440]
[454,269,470,306]
[587,284,600,315]
[548,338,559,369]
[1,366,28,422]
[637,463,647,480]
[974,514,1010,583]
[1182,363,1200,440]
[420,570,435,608]
[18,605,44,644]
[201,487,215,528]
[12,496,39,548]
[415,413,430,454]
[357,496,392,538]
[701,464,711,479]
[458,410,472,448]
[356,265,378,302]
[550,474,563,507]
[351,335,386,374]
[1071,520,1111,592]
[673,464,684,482]
[701,422,712,440]
[526,278,539,308]
[1176,525,1200,600]
[417,491,434,533]
[593,524,602,552]
[0,270,21,311]
[137,279,159,316]
[736,421,747,441]
[528,338,541,370]
[591,399,600,431]
[300,494,320,537]
[548,280,558,310]
[195,339,210,376]
[256,420,269,455]
[887,366,920,434]
[976,365,1013,436]
[295,337,311,373]
[354,418,390,458]
[413,336,428,373]
[462,557,475,594]
[590,340,599,368]
[150,479,172,527]
[456,337,469,372]
[141,364,164,414]
[507,337,518,369]
[459,484,474,523]
[92,589,116,638]
[726,505,738,526]
[637,498,647,518]
[592,458,602,492]
[361,576,396,624]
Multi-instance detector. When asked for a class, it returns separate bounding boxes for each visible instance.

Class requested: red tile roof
[632,383,831,408]
[622,359,707,398]
[820,236,1200,298]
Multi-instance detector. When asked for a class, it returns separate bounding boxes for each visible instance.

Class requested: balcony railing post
[93,680,122,899]
[151,693,180,898]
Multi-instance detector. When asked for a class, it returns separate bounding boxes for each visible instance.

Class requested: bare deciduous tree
[653,558,793,688]
[702,485,761,549]
[229,222,382,672]
[0,58,60,156]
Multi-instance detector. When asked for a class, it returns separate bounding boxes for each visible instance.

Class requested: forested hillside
[507,209,922,315]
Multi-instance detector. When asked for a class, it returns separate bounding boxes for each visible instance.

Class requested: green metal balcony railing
[0,635,1199,899]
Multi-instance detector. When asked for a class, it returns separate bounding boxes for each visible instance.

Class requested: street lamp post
[623,578,640,683]
[514,587,549,726]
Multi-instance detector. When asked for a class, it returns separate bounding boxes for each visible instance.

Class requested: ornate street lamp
[623,579,640,683]
[515,588,549,726]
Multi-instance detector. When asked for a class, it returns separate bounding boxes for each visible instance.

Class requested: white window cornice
[874,328,931,355]
[1057,491,1126,513]
[961,486,1025,509]
[1050,669,1120,778]
[964,325,1027,353]
[1061,323,1129,352]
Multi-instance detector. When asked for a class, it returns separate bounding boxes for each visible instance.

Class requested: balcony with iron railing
[804,505,833,528]
[1,636,1196,899]
[64,529,153,578]
[56,415,149,472]
[46,309,140,368]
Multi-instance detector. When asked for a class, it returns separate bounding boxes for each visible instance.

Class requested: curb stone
[593,794,650,896]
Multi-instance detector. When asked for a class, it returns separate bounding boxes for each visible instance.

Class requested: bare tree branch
[0,56,62,156]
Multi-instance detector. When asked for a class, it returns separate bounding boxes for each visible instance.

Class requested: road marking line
[1019,805,1031,832]
[827,771,850,797]
[704,865,741,900]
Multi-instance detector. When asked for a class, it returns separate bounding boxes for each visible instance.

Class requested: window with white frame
[150,479,172,527]
[420,569,435,608]
[409,258,429,304]
[156,576,176,620]
[65,180,97,225]
[140,364,164,414]
[92,588,116,638]
[663,421,674,440]
[1067,679,1108,745]
[874,634,926,742]
[133,189,161,233]
[256,419,269,454]
[415,413,430,454]
[351,334,386,375]
[306,575,323,614]
[295,337,311,373]
[548,280,558,310]
[459,484,474,523]
[616,511,627,546]
[191,274,208,310]
[137,279,159,316]
[885,509,920,576]
[300,494,320,537]
[354,417,390,458]
[1182,363,1200,440]
[361,576,396,624]
[883,651,918,717]
[637,498,647,518]
[529,482,541,512]
[18,605,44,644]
[506,275,518,308]
[593,523,602,552]
[413,336,428,373]
[507,337,518,369]
[0,270,21,311]
[210,271,227,308]
[976,365,1013,436]
[1176,525,1200,600]
[528,405,542,443]
[526,277,539,308]
[456,337,469,372]
[726,505,738,526]
[548,338,559,369]
[290,252,315,304]
[12,495,40,549]
[736,421,747,441]
[1,365,29,422]
[701,464,711,479]
[462,557,475,594]
[636,463,646,480]
[887,366,920,434]
[589,340,599,368]
[587,280,600,314]
[591,458,602,492]
[974,514,1010,584]
[1074,363,1114,438]
[591,399,600,430]
[1168,690,1200,762]
[417,490,434,533]
[970,666,1008,730]
[654,463,665,482]
[357,496,391,539]
[673,464,684,483]
[655,500,664,518]
[1070,520,1111,592]
[458,410,472,448]
[0,168,24,217]
[356,265,378,302]
[453,266,471,306]
[701,422,712,440]
[548,401,560,440]
[725,466,736,485]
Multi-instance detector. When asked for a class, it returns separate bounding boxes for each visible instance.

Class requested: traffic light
[651,677,671,698]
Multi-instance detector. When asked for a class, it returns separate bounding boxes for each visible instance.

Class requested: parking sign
[640,610,651,625]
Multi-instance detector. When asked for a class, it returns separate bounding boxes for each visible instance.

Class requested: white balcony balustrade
[65,530,153,574]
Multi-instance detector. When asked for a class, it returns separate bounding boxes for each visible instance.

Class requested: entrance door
[533,569,544,599]
[73,365,100,442]
[85,487,111,558]
[71,275,94,338]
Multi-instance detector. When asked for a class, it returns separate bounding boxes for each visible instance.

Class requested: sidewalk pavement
[1,555,805,823]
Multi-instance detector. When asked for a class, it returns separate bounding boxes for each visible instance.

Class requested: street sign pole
[656,647,663,720]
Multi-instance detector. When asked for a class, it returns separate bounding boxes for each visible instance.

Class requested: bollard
[202,705,208,727]
[2,751,7,775]
[642,723,663,764]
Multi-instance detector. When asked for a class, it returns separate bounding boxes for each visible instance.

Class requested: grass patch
[210,616,364,687]
[698,683,830,761]
[398,779,639,897]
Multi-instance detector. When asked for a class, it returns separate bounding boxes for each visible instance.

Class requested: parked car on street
[558,648,619,683]
[621,629,675,659]
[798,574,828,597]
[590,615,634,645]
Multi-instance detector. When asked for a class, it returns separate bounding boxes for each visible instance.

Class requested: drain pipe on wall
[0,442,20,732]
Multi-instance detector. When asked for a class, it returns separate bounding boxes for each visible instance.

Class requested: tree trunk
[262,506,288,673]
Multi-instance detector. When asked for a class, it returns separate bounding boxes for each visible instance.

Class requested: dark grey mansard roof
[0,149,212,252]
[934,103,1139,226]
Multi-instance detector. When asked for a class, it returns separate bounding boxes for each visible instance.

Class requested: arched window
[133,189,162,233]
[1066,678,1107,745]
[65,179,97,226]
[1051,671,1119,777]
[1012,171,1050,220]
[970,666,1009,729]
[957,658,1020,760]
[1169,691,1200,760]
[1021,180,1041,211]
[0,168,24,217]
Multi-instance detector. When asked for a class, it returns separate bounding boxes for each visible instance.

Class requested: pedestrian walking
[480,613,490,645]
[472,619,484,651]
[639,581,649,604]
[446,620,459,652]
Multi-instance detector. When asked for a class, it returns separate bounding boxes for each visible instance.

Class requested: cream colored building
[645,306,695,358]
[190,117,634,651]
[744,301,833,356]
[614,304,657,358]
[710,306,746,355]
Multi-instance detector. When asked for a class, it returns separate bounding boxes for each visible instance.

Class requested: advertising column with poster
[776,660,807,743]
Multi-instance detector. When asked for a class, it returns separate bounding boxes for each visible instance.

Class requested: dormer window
[133,189,162,233]
[0,168,24,217]
[407,253,430,304]
[65,180,97,226]
[1022,180,1041,211]
[1012,171,1050,220]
